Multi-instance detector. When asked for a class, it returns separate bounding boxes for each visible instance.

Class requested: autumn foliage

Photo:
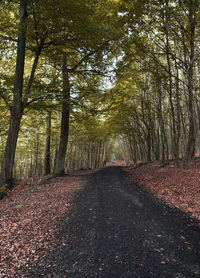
[0,171,93,277]
[123,162,200,223]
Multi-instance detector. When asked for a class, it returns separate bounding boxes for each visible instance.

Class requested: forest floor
[0,171,94,278]
[0,165,200,277]
[120,161,200,222]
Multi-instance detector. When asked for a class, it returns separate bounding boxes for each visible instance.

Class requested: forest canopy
[0,0,200,185]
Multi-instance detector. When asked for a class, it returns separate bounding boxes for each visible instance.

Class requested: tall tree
[1,0,27,182]
[44,111,51,175]
[53,53,70,175]
[185,0,197,163]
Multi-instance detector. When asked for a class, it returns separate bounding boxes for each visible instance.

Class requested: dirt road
[29,166,200,278]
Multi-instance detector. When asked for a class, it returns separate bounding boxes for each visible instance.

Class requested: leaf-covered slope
[123,162,200,222]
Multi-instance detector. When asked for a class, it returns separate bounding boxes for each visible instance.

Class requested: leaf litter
[0,170,94,278]
[123,161,200,223]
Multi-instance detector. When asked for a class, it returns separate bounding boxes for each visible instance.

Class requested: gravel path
[29,166,200,278]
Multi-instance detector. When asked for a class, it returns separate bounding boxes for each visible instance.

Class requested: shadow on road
[28,166,200,278]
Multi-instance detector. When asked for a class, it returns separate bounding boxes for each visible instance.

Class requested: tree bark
[53,52,70,175]
[23,38,44,107]
[163,1,178,161]
[44,111,51,175]
[156,76,168,163]
[174,38,181,163]
[186,0,196,163]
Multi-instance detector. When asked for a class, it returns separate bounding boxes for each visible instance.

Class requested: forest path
[30,166,200,278]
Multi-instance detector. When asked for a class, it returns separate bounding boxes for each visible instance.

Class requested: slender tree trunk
[146,128,152,162]
[54,52,70,175]
[174,38,181,163]
[163,7,177,161]
[1,0,27,183]
[186,0,196,163]
[23,39,44,107]
[156,77,168,163]
[44,111,51,175]
[34,133,39,176]
[29,155,33,178]
[88,143,91,169]
[1,113,23,182]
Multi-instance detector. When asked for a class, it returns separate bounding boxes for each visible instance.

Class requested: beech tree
[1,0,28,183]
[44,111,51,175]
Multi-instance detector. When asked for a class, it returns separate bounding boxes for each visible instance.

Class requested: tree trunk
[174,38,181,163]
[186,0,196,163]
[44,111,51,175]
[1,0,27,183]
[163,2,177,161]
[146,128,152,162]
[156,76,168,163]
[1,113,23,182]
[54,52,70,175]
